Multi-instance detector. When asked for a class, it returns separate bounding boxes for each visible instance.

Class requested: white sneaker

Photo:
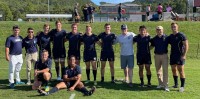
[165,87,170,92]
[179,87,184,92]
[26,81,31,85]
[57,76,62,81]
[156,85,164,89]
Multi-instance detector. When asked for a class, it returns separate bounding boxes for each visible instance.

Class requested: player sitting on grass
[32,50,52,92]
[37,55,96,96]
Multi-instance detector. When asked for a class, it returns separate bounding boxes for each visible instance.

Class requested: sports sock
[61,67,65,79]
[173,76,178,86]
[86,69,90,80]
[147,74,151,84]
[80,87,89,95]
[48,87,59,94]
[93,70,97,81]
[180,78,185,87]
[101,77,104,82]
[111,76,114,81]
[55,66,60,77]
[140,78,144,85]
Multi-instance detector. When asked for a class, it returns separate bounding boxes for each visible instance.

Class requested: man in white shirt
[115,24,135,87]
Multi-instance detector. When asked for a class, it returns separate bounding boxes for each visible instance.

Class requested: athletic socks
[93,70,97,81]
[147,74,151,84]
[80,87,89,95]
[61,67,65,79]
[101,77,104,82]
[86,69,90,80]
[180,78,185,87]
[140,78,144,85]
[48,87,59,94]
[173,76,178,86]
[55,66,60,77]
[111,76,114,81]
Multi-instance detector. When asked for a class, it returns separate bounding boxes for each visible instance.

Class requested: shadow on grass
[83,81,159,91]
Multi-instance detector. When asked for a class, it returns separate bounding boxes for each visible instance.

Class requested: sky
[91,0,134,5]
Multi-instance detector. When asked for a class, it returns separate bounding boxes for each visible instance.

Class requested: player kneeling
[32,50,52,92]
[37,55,96,96]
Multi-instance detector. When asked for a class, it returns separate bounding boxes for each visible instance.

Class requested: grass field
[0,21,200,99]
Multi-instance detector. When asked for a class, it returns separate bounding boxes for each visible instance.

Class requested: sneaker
[101,79,104,83]
[147,83,151,87]
[57,76,62,81]
[27,81,31,85]
[88,86,96,96]
[94,81,97,85]
[16,81,25,85]
[165,87,170,92]
[9,83,15,89]
[179,87,184,92]
[122,80,129,84]
[172,85,178,88]
[45,86,50,92]
[128,83,133,87]
[85,80,90,84]
[37,89,49,96]
[140,83,144,87]
[156,85,164,89]
[111,80,115,84]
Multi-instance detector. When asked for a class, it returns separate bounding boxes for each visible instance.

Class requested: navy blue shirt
[36,32,51,52]
[34,58,52,72]
[88,6,95,14]
[98,32,116,52]
[23,36,38,54]
[66,32,82,52]
[151,34,168,54]
[168,32,187,55]
[5,35,23,55]
[49,29,67,52]
[65,65,81,79]
[81,34,99,52]
[133,34,151,55]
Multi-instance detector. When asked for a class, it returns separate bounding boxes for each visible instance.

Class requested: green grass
[0,21,200,99]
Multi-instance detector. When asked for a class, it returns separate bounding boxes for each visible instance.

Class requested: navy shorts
[64,81,76,88]
[53,49,66,59]
[83,51,97,62]
[137,54,152,65]
[68,50,80,60]
[37,73,52,82]
[170,55,185,65]
[100,51,115,61]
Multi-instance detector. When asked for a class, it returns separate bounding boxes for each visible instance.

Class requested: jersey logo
[15,38,22,42]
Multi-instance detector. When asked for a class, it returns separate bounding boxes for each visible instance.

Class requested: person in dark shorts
[37,55,96,96]
[49,20,67,80]
[37,23,51,60]
[98,23,117,83]
[32,50,52,92]
[133,25,152,87]
[66,23,82,65]
[168,22,188,92]
[81,24,99,85]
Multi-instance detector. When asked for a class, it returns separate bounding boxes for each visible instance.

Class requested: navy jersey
[81,34,99,52]
[36,32,51,51]
[34,58,52,72]
[49,29,67,52]
[65,65,81,78]
[98,32,116,52]
[133,34,151,55]
[168,32,187,55]
[88,6,95,14]
[22,36,38,54]
[66,32,82,52]
[151,34,168,54]
[5,35,23,55]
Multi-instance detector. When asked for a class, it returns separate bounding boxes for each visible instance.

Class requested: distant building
[194,0,200,7]
[99,3,142,14]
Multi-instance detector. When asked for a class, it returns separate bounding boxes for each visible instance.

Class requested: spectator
[118,3,122,21]
[166,4,172,12]
[146,4,151,21]
[82,4,89,22]
[157,3,163,20]
[74,3,80,23]
[88,3,95,23]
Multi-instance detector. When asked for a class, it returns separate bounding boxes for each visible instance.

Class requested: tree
[0,2,13,21]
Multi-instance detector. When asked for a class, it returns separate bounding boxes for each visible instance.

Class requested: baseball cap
[156,26,163,30]
[121,24,128,30]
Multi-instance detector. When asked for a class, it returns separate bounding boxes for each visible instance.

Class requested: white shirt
[116,32,136,56]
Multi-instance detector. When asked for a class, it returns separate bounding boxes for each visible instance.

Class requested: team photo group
[5,20,188,96]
